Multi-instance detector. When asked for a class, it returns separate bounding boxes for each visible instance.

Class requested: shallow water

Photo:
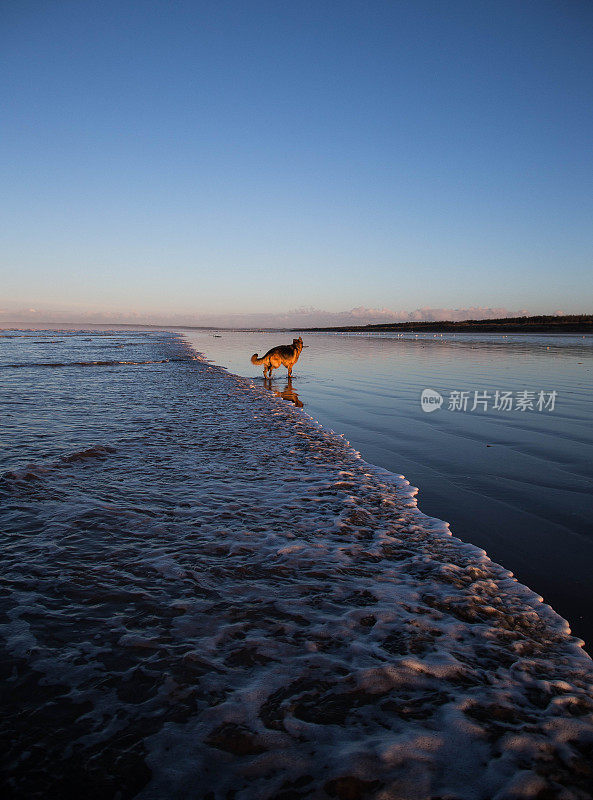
[186,330,593,646]
[2,328,593,799]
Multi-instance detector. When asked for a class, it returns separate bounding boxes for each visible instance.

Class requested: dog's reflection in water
[263,377,303,408]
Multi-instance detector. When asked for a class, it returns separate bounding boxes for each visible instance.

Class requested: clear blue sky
[2,0,592,323]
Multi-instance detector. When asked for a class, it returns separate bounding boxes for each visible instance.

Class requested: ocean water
[187,330,593,647]
[2,328,593,799]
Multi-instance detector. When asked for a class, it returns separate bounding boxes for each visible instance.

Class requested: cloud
[271,305,532,327]
[0,304,531,328]
[183,305,532,328]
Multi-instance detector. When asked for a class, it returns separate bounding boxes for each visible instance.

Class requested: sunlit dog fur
[251,337,304,379]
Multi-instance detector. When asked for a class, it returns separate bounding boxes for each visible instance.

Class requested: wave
[58,445,117,463]
[1,358,186,369]
[1,445,117,484]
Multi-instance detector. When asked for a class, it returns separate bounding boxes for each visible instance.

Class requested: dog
[251,337,304,379]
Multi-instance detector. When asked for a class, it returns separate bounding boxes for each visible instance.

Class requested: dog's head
[293,337,303,350]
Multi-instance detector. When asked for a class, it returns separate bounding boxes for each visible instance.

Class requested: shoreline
[201,346,589,654]
[186,326,593,648]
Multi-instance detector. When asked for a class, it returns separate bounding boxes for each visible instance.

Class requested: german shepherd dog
[251,337,304,379]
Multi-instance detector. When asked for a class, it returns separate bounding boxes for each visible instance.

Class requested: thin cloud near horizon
[0,305,542,328]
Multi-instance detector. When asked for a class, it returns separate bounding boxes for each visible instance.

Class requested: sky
[1,0,592,326]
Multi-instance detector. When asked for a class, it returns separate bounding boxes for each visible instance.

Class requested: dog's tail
[251,353,265,365]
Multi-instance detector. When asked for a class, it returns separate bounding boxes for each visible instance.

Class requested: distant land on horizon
[3,314,593,334]
[303,314,593,334]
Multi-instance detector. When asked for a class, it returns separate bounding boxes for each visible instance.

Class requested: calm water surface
[186,329,593,646]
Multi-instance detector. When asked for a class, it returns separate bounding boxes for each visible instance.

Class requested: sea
[2,326,593,799]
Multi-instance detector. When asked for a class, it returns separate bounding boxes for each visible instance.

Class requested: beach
[2,328,593,798]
